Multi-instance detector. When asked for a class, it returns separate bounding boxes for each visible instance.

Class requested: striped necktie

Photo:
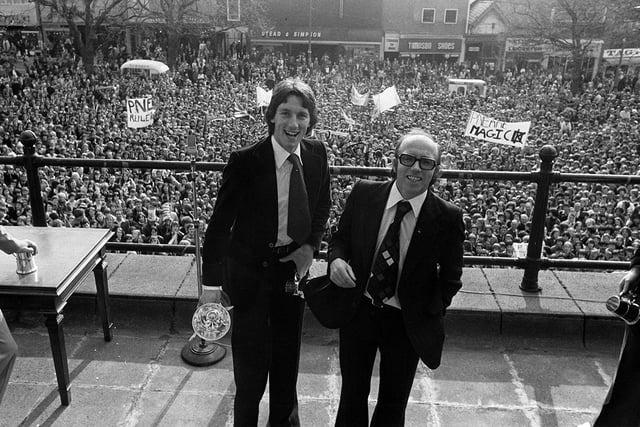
[367,200,412,306]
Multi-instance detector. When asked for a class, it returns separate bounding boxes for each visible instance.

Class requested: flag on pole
[256,86,272,107]
[350,85,369,106]
[233,101,250,119]
[372,86,401,117]
[341,109,356,130]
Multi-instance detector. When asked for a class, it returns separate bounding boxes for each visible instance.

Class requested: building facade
[249,0,383,59]
[382,0,469,62]
[465,0,506,71]
[0,0,42,53]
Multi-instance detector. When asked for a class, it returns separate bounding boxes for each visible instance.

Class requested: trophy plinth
[181,337,227,366]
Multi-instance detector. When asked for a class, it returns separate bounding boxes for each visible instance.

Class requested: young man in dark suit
[593,251,640,426]
[201,78,330,426]
[328,129,464,426]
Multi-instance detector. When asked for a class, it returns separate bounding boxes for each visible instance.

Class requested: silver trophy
[15,252,37,275]
[192,302,231,341]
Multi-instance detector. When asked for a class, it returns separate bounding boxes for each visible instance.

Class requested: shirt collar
[386,182,428,217]
[271,136,302,169]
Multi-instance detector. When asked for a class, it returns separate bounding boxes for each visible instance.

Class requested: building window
[422,8,435,23]
[444,9,458,24]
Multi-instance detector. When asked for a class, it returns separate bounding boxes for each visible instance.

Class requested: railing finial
[539,145,558,163]
[20,130,38,156]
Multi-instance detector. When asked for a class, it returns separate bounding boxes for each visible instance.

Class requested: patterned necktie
[287,153,311,245]
[367,200,412,306]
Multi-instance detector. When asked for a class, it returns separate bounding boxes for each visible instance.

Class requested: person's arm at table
[0,227,38,255]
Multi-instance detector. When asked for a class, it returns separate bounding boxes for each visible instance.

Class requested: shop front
[0,3,42,55]
[603,48,640,73]
[250,27,382,60]
[506,37,603,77]
[392,36,463,62]
[464,35,504,72]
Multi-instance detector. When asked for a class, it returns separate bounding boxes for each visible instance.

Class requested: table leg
[45,313,70,406]
[94,249,112,342]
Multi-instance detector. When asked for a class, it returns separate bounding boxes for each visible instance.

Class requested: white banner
[350,85,369,106]
[513,242,528,258]
[316,129,349,138]
[256,86,272,107]
[464,111,530,147]
[126,97,155,129]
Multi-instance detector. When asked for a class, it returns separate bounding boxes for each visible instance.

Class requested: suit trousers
[0,310,18,405]
[594,324,640,426]
[336,299,419,427]
[231,260,305,427]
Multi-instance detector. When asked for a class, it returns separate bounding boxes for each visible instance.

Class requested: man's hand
[198,286,232,309]
[280,243,314,278]
[329,258,356,288]
[619,266,640,295]
[14,238,37,255]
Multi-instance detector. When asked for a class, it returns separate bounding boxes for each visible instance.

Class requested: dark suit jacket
[202,136,330,305]
[594,249,640,426]
[328,179,464,369]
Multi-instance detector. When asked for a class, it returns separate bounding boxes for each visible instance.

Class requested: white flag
[350,85,369,106]
[256,86,272,107]
[372,86,401,116]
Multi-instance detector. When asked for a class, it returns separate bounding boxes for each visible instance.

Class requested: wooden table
[0,227,114,406]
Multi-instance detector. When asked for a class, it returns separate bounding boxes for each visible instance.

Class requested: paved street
[0,299,623,427]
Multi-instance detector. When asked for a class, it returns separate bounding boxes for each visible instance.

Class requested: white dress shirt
[272,136,303,246]
[365,183,428,309]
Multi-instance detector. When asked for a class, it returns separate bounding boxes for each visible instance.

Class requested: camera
[606,290,640,325]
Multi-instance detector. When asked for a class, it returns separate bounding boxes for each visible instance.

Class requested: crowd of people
[1,37,640,261]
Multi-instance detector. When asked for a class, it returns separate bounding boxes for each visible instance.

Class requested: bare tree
[500,0,607,93]
[35,0,134,74]
[133,0,201,68]
[602,0,640,49]
[134,0,270,68]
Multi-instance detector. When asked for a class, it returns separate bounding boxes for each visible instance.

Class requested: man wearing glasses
[328,129,464,426]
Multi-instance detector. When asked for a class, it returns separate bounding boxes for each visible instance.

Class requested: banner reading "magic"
[464,111,531,147]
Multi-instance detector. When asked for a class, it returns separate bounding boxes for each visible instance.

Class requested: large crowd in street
[1,35,640,261]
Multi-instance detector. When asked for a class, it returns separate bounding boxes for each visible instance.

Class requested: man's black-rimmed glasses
[398,154,438,171]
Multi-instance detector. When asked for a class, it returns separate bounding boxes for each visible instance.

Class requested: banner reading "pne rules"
[126,97,155,129]
[465,111,530,147]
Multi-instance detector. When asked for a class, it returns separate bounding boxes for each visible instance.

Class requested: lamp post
[35,1,46,55]
[307,0,312,67]
[619,37,626,70]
